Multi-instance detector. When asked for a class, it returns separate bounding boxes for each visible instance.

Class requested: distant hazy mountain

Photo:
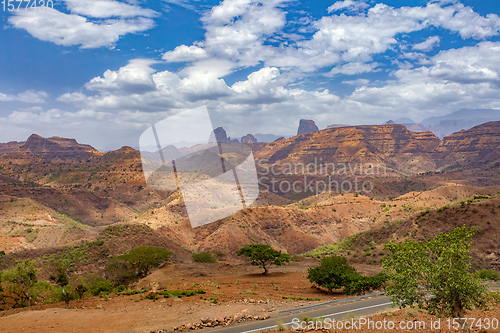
[394,117,416,124]
[385,119,427,133]
[420,109,500,138]
[253,133,290,142]
[385,109,499,138]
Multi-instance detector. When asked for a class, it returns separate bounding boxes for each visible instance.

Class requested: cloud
[8,0,500,148]
[343,41,500,120]
[64,0,158,18]
[85,59,158,93]
[163,45,209,62]
[57,2,500,132]
[57,92,89,103]
[427,41,500,84]
[164,0,500,77]
[412,36,441,51]
[0,90,48,103]
[330,62,380,75]
[342,79,370,86]
[0,106,163,151]
[8,2,157,49]
[49,58,343,139]
[397,2,500,40]
[230,67,291,104]
[327,0,369,13]
[161,0,204,11]
[196,0,288,68]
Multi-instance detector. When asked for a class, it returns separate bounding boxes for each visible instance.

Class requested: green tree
[49,261,76,309]
[1,260,38,307]
[110,246,172,278]
[382,226,489,333]
[49,260,70,288]
[307,256,356,293]
[307,256,385,294]
[343,272,388,295]
[236,244,291,274]
[105,260,136,286]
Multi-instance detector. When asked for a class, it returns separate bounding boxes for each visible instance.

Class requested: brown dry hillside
[137,185,500,257]
[254,124,441,174]
[0,223,191,280]
[307,194,500,270]
[0,193,97,253]
[0,126,498,256]
[433,121,500,168]
[255,121,500,174]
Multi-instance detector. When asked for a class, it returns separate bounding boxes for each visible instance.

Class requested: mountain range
[0,120,498,259]
[255,121,500,174]
[386,108,500,138]
[231,108,499,144]
[1,121,499,178]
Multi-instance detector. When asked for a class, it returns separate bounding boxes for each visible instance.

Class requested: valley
[0,121,499,333]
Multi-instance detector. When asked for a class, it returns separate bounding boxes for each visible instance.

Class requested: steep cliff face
[297,119,319,135]
[256,124,441,174]
[433,121,500,168]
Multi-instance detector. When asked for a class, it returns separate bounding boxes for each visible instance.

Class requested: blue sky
[1,0,500,150]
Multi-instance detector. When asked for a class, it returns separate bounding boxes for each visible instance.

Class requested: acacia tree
[382,226,489,333]
[236,244,291,274]
[110,246,172,278]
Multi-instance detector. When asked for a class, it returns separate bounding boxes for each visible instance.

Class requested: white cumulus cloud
[412,36,441,51]
[8,1,157,49]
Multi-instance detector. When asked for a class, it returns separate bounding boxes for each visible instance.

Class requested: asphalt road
[206,284,500,333]
[206,295,394,333]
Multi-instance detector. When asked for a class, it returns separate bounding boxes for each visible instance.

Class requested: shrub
[276,318,286,331]
[116,285,127,292]
[477,269,500,281]
[75,283,88,298]
[343,272,388,295]
[89,279,114,296]
[192,252,217,263]
[307,256,386,295]
[54,286,77,309]
[405,308,420,318]
[157,289,205,298]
